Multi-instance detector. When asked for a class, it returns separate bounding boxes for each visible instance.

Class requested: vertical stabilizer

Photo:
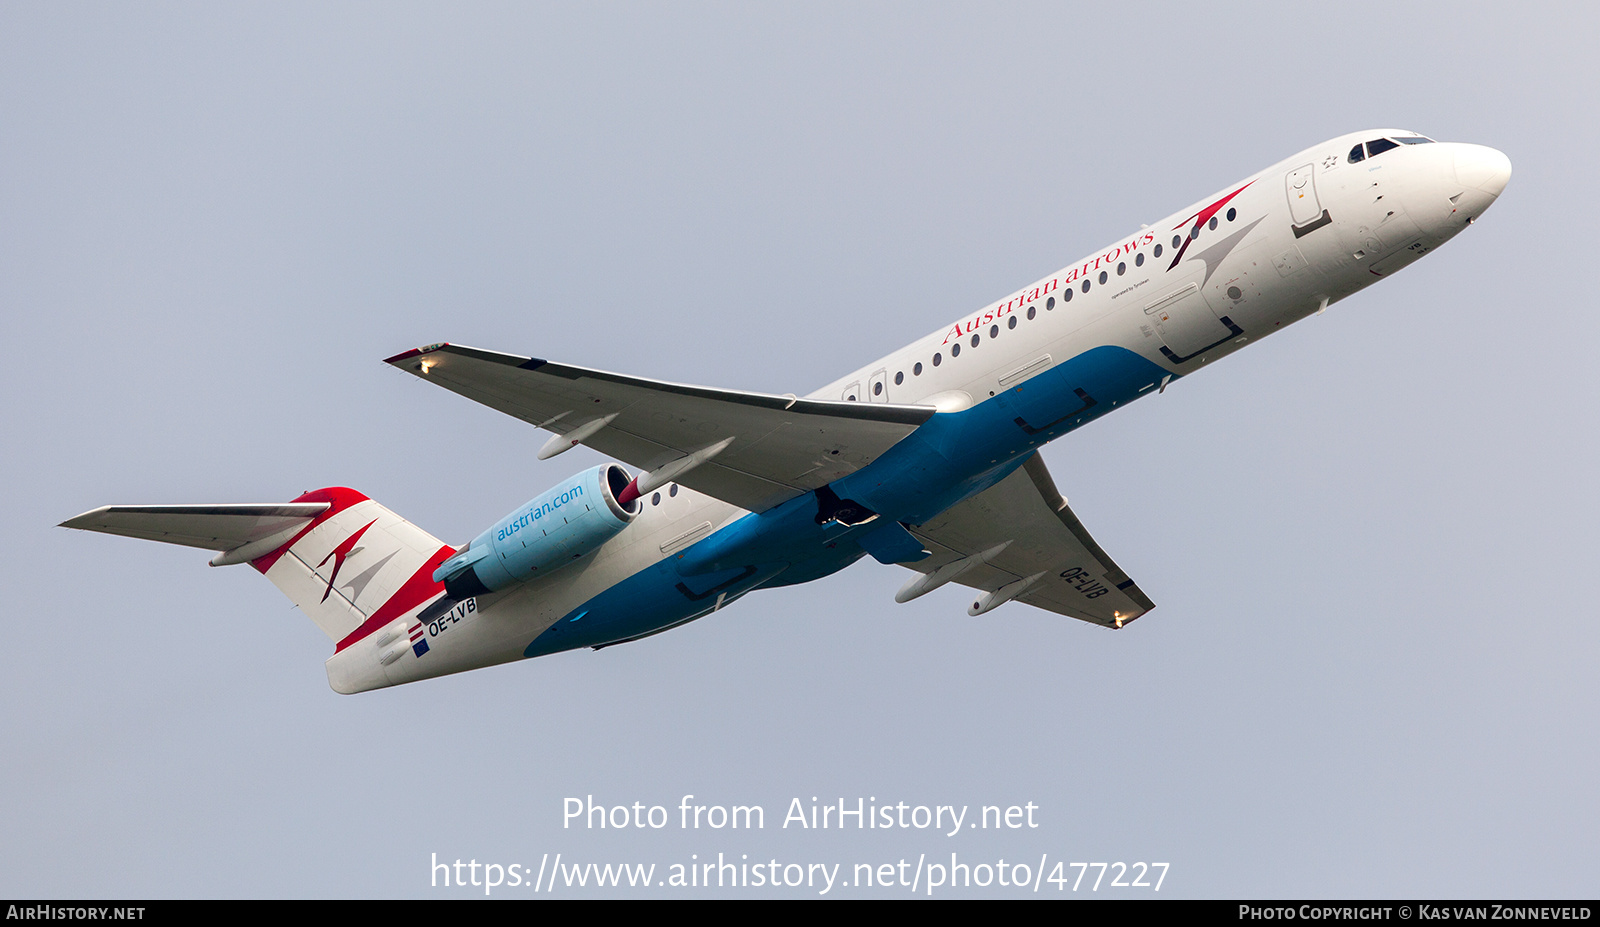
[62,488,456,656]
[247,487,455,651]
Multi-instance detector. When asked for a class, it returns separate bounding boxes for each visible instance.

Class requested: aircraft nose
[1453,145,1512,198]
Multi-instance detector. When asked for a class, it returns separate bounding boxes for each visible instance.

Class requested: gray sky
[3,2,1595,898]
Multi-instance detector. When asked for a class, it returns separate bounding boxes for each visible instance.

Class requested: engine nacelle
[433,464,640,598]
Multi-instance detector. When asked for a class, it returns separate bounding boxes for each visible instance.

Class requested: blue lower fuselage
[526,345,1170,656]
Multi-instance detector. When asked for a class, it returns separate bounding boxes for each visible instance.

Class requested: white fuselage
[818,130,1504,410]
[328,129,1509,692]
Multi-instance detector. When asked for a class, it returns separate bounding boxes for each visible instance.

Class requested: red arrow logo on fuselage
[1167,180,1255,271]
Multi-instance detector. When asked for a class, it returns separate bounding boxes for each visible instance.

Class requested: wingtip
[383,342,451,365]
[59,507,109,530]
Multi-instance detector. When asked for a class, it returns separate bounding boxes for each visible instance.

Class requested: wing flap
[385,343,937,513]
[905,453,1153,627]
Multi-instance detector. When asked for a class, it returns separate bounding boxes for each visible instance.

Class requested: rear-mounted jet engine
[433,464,640,599]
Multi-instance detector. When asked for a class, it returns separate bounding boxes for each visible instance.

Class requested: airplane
[62,130,1511,694]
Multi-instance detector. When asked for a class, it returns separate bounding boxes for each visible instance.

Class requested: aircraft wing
[385,343,936,514]
[903,453,1155,627]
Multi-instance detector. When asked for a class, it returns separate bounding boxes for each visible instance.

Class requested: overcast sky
[3,2,1595,898]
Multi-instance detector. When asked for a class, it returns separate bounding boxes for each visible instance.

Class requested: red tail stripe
[250,487,371,574]
[335,544,456,653]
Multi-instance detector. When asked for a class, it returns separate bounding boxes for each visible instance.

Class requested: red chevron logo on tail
[317,519,378,603]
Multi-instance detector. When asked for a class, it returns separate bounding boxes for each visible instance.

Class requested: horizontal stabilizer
[62,490,455,649]
[60,503,329,552]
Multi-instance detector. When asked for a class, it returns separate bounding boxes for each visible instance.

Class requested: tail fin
[62,488,455,652]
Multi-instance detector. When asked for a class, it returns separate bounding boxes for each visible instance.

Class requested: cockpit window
[1352,136,1431,164]
[1366,137,1400,157]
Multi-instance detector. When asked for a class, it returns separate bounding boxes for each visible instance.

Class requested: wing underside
[385,343,936,513]
[905,454,1154,627]
[382,344,1150,625]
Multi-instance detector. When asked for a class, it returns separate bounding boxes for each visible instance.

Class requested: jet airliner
[63,130,1511,693]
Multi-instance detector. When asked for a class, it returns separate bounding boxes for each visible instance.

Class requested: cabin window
[1227,207,1237,221]
[1098,271,1108,284]
[1081,280,1091,293]
[932,353,941,366]
[1208,216,1218,230]
[652,492,660,505]
[989,324,998,338]
[1062,288,1071,303]
[894,371,904,385]
[1135,252,1145,267]
[951,343,961,357]
[913,362,922,376]
[1027,306,1036,320]
[1154,243,1163,258]
[1008,315,1017,330]
[1046,296,1055,310]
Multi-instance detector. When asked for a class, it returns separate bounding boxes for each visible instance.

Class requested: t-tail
[60,488,455,693]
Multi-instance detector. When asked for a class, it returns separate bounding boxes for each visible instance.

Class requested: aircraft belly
[839,345,1173,524]
[523,559,788,656]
